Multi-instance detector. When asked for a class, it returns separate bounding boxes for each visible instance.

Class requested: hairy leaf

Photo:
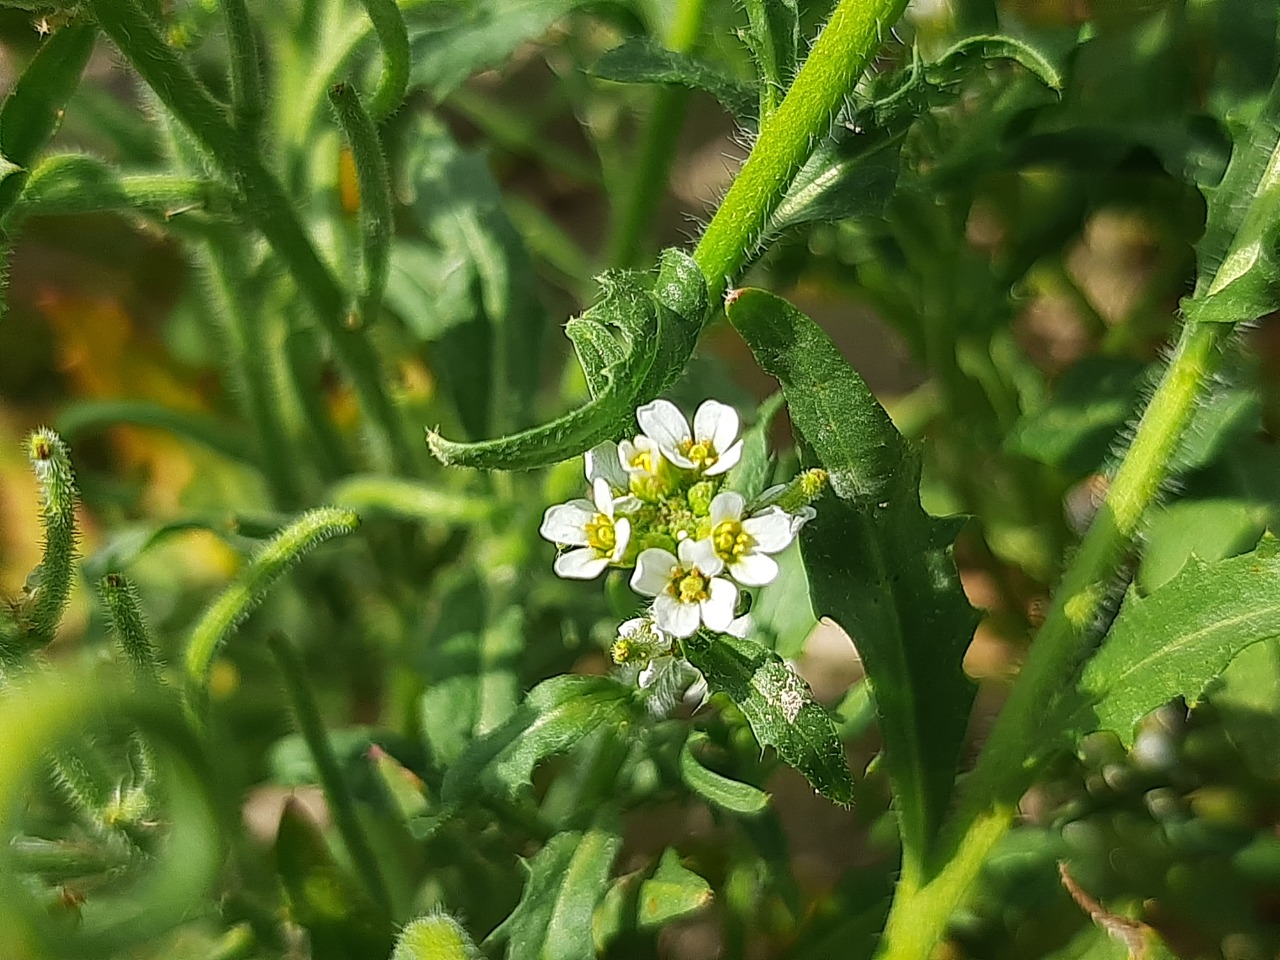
[1185,70,1280,324]
[440,675,634,805]
[679,732,770,816]
[1080,536,1280,745]
[685,632,853,805]
[398,116,548,437]
[428,248,707,470]
[491,820,622,960]
[726,288,977,861]
[591,37,758,122]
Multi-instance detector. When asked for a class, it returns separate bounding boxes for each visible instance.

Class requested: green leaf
[328,474,494,525]
[1003,357,1147,476]
[1080,536,1280,746]
[491,820,622,960]
[741,0,798,118]
[1137,498,1268,594]
[440,675,634,805]
[726,287,977,861]
[397,116,548,437]
[428,248,707,470]
[684,631,853,805]
[636,848,713,927]
[749,541,817,660]
[725,392,783,500]
[417,576,521,768]
[927,34,1067,92]
[591,37,758,122]
[767,122,903,232]
[409,0,587,98]
[1184,70,1280,324]
[274,799,393,960]
[0,23,96,218]
[679,732,770,816]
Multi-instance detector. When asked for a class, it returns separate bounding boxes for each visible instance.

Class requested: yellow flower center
[631,449,658,473]
[585,514,615,554]
[611,635,638,664]
[677,438,717,470]
[712,519,753,560]
[667,564,711,604]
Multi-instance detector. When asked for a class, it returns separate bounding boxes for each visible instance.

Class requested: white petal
[694,400,739,451]
[709,491,745,525]
[704,438,743,476]
[653,594,700,638]
[539,502,593,545]
[742,507,796,553]
[683,674,709,711]
[554,548,609,579]
[636,399,690,450]
[726,614,753,638]
[610,518,631,562]
[631,548,678,596]
[729,552,779,587]
[790,506,817,534]
[592,477,615,515]
[586,441,629,492]
[613,495,643,515]
[618,617,648,637]
[679,537,724,577]
[700,577,738,632]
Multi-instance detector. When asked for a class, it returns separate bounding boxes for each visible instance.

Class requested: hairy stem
[356,0,409,121]
[692,0,910,300]
[23,429,78,647]
[219,0,265,140]
[267,632,391,912]
[98,574,164,684]
[606,0,708,269]
[88,0,417,474]
[876,322,1229,958]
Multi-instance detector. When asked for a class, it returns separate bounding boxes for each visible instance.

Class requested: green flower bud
[756,468,828,513]
[686,480,717,517]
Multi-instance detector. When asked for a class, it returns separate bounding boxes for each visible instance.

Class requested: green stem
[875,321,1229,959]
[22,429,78,647]
[266,633,391,912]
[356,0,409,121]
[328,82,392,329]
[88,0,417,475]
[56,398,256,466]
[605,0,708,268]
[13,155,232,220]
[693,0,910,301]
[219,0,265,140]
[98,574,164,684]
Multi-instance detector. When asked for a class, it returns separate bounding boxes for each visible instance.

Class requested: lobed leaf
[440,675,635,806]
[591,37,758,123]
[428,249,707,470]
[1079,536,1280,746]
[1184,70,1280,324]
[685,632,853,806]
[726,287,977,863]
[490,819,622,960]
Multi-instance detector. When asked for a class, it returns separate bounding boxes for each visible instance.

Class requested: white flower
[539,477,632,579]
[700,491,798,587]
[585,440,631,495]
[611,617,706,717]
[630,538,737,638]
[636,399,743,477]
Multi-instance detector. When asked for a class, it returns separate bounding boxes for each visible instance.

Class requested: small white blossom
[636,399,743,477]
[630,538,737,638]
[539,477,632,579]
[611,617,705,716]
[585,440,632,495]
[701,491,798,587]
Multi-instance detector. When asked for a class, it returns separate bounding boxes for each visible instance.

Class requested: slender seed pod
[23,429,78,647]
[98,574,164,685]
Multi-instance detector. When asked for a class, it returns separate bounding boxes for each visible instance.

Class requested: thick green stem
[88,0,417,475]
[266,633,391,912]
[606,0,708,268]
[875,321,1229,959]
[219,0,265,140]
[693,0,910,300]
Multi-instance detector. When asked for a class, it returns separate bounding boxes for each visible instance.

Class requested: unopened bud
[755,468,827,513]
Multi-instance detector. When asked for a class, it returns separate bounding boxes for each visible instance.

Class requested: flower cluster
[540,399,824,709]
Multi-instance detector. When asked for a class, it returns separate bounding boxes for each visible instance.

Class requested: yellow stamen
[585,514,616,554]
[712,520,753,560]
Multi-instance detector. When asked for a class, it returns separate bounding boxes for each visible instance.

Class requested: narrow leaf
[679,732,770,816]
[741,0,799,117]
[685,632,853,805]
[726,288,977,862]
[636,848,713,927]
[492,821,622,960]
[1080,536,1280,745]
[592,37,758,122]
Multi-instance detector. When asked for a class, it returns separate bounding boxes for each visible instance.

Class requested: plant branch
[693,0,910,301]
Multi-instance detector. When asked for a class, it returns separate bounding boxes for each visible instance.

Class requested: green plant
[1,1,1279,958]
